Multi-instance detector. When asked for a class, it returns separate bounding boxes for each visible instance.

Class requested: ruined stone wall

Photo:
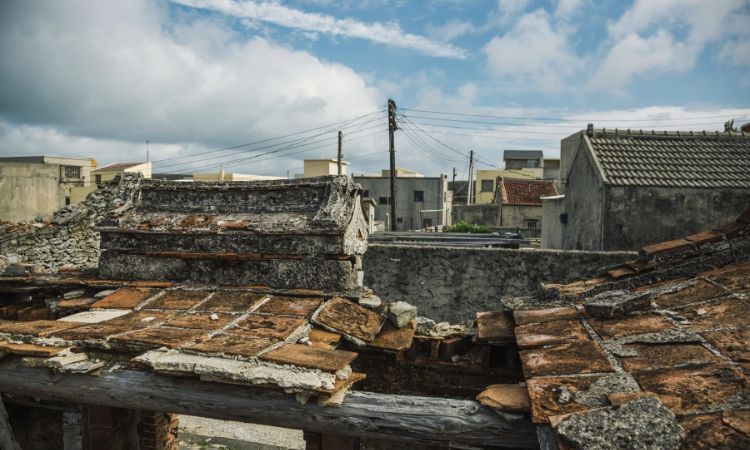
[362,244,634,322]
[0,174,141,272]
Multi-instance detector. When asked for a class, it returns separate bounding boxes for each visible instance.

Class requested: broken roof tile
[684,230,723,246]
[0,342,66,357]
[527,375,623,423]
[513,306,578,326]
[193,291,266,313]
[186,333,278,357]
[51,323,133,342]
[520,341,613,378]
[701,328,750,364]
[229,314,307,341]
[104,311,180,328]
[0,319,84,337]
[164,312,235,330]
[679,412,750,450]
[515,319,589,349]
[476,384,530,413]
[475,310,515,342]
[313,297,384,345]
[634,364,750,415]
[652,280,727,309]
[369,319,416,351]
[616,343,720,372]
[588,314,674,339]
[108,326,207,351]
[701,260,750,293]
[307,328,341,350]
[255,296,323,318]
[259,343,357,373]
[679,298,750,332]
[91,287,160,309]
[583,290,651,319]
[143,290,209,310]
[641,238,693,257]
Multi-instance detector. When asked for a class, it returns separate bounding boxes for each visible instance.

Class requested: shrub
[443,220,491,233]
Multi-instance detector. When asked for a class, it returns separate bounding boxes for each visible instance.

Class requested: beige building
[193,172,284,182]
[93,162,152,185]
[0,156,95,222]
[303,159,348,177]
[473,169,536,204]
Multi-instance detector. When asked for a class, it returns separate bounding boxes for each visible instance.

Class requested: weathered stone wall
[0,174,141,272]
[362,244,634,322]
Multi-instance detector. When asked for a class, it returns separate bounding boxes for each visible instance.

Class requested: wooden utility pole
[452,167,457,184]
[467,150,474,205]
[337,131,343,175]
[388,99,398,231]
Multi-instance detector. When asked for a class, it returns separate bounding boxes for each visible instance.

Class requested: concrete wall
[0,162,66,222]
[562,139,605,250]
[362,244,633,322]
[602,185,750,250]
[541,196,565,248]
[355,176,450,231]
[500,204,541,229]
[452,204,500,227]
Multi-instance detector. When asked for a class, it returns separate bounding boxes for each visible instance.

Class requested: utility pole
[452,167,457,184]
[146,140,150,162]
[388,99,398,231]
[337,131,344,175]
[467,150,474,205]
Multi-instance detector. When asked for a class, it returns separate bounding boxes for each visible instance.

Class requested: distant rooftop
[500,178,557,206]
[93,162,147,173]
[503,150,544,160]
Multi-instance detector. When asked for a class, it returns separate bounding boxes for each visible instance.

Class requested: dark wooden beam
[0,358,537,449]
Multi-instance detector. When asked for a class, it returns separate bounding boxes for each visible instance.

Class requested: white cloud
[554,0,584,19]
[0,0,386,174]
[172,0,469,59]
[588,31,695,91]
[426,19,477,42]
[495,0,530,25]
[590,0,750,90]
[483,9,581,92]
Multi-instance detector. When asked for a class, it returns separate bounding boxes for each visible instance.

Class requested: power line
[400,114,742,129]
[400,107,750,123]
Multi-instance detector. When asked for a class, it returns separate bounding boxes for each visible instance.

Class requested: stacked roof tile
[586,129,750,188]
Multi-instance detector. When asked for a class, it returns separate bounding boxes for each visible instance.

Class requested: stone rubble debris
[387,301,417,328]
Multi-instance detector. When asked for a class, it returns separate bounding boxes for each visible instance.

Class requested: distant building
[473,169,536,204]
[93,162,152,185]
[542,158,561,180]
[193,172,284,182]
[498,178,558,230]
[354,169,451,231]
[0,156,94,222]
[504,149,543,171]
[303,159,348,177]
[551,128,750,251]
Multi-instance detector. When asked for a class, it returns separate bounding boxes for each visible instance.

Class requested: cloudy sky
[0,0,749,178]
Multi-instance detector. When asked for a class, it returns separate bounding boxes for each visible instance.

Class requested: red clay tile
[616,343,720,372]
[369,319,416,351]
[684,230,723,246]
[164,312,235,330]
[679,298,750,332]
[701,328,750,364]
[255,296,323,318]
[476,384,530,413]
[515,319,589,349]
[51,323,132,341]
[641,238,693,257]
[314,297,384,344]
[588,314,673,339]
[679,412,750,450]
[104,311,179,328]
[652,280,726,308]
[187,333,277,357]
[144,290,209,310]
[476,311,515,342]
[607,266,636,279]
[0,319,84,337]
[634,365,750,415]
[108,326,207,350]
[702,260,750,292]
[229,314,306,340]
[91,288,159,309]
[520,341,613,378]
[513,306,578,326]
[307,328,341,350]
[714,221,749,239]
[194,291,265,312]
[259,343,357,373]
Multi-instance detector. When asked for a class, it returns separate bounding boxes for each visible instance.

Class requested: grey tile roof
[587,129,750,188]
[503,150,543,160]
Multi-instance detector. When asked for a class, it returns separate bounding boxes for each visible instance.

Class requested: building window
[65,196,71,205]
[63,166,81,179]
[527,160,539,168]
[362,189,369,198]
[95,174,102,185]
[397,217,403,223]
[378,197,390,205]
[526,219,539,229]
[422,218,433,228]
[480,180,494,192]
[414,190,424,202]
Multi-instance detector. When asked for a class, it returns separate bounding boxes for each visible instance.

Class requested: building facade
[303,159,348,177]
[552,128,750,251]
[0,156,94,222]
[354,171,451,231]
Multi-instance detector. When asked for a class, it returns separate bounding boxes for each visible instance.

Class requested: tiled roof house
[557,128,750,251]
[497,178,557,230]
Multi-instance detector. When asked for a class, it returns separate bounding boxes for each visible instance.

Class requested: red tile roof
[499,178,557,206]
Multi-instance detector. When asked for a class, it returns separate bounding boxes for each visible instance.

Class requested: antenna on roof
[146,140,150,162]
[586,123,593,137]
